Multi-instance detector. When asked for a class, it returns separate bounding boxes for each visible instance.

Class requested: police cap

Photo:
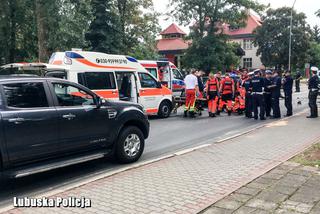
[311,66,319,72]
[265,70,272,75]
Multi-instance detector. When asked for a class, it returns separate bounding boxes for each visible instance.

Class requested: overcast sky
[153,0,320,33]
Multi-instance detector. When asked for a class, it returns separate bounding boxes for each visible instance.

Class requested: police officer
[282,71,294,117]
[307,67,319,118]
[244,72,253,118]
[251,70,266,120]
[295,71,302,92]
[264,70,273,117]
[269,71,282,118]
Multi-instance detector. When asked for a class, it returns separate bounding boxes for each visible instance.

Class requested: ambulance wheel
[114,126,145,163]
[158,101,172,118]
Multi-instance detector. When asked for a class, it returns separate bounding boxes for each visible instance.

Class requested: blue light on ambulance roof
[65,52,84,59]
[126,56,138,63]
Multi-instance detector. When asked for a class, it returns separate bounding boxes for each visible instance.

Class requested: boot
[228,111,231,116]
[184,111,188,118]
[189,111,195,118]
[212,113,216,117]
[209,112,212,117]
[216,110,220,116]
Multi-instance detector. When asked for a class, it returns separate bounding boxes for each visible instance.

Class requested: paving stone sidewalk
[2,113,320,214]
[202,161,320,214]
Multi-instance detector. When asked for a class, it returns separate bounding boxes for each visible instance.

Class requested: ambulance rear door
[157,61,172,90]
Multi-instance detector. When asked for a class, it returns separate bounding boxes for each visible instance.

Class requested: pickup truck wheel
[158,101,171,118]
[115,126,145,163]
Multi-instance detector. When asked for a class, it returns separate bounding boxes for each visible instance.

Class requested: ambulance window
[172,69,184,80]
[146,68,158,79]
[138,73,158,88]
[78,72,116,90]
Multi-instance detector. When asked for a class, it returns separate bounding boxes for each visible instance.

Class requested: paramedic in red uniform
[184,70,199,118]
[218,73,235,116]
[206,73,220,117]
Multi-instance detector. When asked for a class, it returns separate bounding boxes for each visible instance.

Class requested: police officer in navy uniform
[307,67,319,118]
[244,72,254,118]
[269,70,282,118]
[251,70,266,120]
[264,70,273,117]
[282,71,294,117]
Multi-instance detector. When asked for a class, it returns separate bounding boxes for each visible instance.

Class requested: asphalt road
[0,88,310,208]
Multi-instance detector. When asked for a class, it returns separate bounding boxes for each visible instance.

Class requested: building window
[229,25,239,31]
[243,39,253,50]
[243,58,252,69]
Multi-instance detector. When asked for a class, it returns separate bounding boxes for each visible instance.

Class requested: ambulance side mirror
[156,82,162,88]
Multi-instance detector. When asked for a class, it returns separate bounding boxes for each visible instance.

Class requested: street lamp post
[288,0,297,71]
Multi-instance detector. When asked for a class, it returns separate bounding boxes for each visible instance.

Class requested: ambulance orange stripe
[141,63,157,68]
[93,90,119,99]
[139,88,172,96]
[146,108,158,114]
[77,59,135,70]
[52,60,63,65]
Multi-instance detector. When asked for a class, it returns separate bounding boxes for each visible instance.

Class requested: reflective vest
[222,77,233,94]
[207,78,218,92]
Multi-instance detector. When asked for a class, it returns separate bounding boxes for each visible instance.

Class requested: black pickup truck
[0,77,149,179]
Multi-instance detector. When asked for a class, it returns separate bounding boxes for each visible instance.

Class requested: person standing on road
[218,73,235,116]
[215,71,222,115]
[244,72,254,118]
[184,70,199,118]
[206,73,220,117]
[269,71,282,119]
[251,70,266,120]
[307,67,319,118]
[282,71,294,117]
[264,70,273,118]
[295,71,302,92]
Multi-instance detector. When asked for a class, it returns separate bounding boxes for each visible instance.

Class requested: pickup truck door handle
[62,113,76,120]
[8,117,25,124]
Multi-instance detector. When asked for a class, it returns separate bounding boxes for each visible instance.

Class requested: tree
[85,0,121,53]
[55,0,92,51]
[254,7,311,70]
[116,0,160,57]
[169,0,264,71]
[308,41,320,67]
[312,25,320,44]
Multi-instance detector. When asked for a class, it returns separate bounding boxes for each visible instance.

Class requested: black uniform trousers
[245,93,252,118]
[295,80,300,92]
[264,93,272,117]
[284,91,293,116]
[308,90,318,117]
[272,95,281,118]
[252,93,265,119]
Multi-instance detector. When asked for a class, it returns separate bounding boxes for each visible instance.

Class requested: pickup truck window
[53,83,95,107]
[3,82,49,108]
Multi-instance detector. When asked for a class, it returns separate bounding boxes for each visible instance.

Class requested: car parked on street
[0,77,149,179]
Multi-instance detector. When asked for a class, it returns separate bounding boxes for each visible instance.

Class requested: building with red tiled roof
[223,13,263,69]
[156,13,263,69]
[156,23,190,68]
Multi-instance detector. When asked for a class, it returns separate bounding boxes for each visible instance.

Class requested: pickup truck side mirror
[156,82,162,88]
[95,97,105,109]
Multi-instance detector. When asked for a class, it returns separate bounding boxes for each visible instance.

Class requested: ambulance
[1,51,174,118]
[138,60,185,93]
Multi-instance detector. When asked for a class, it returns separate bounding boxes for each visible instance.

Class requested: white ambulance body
[1,51,173,118]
